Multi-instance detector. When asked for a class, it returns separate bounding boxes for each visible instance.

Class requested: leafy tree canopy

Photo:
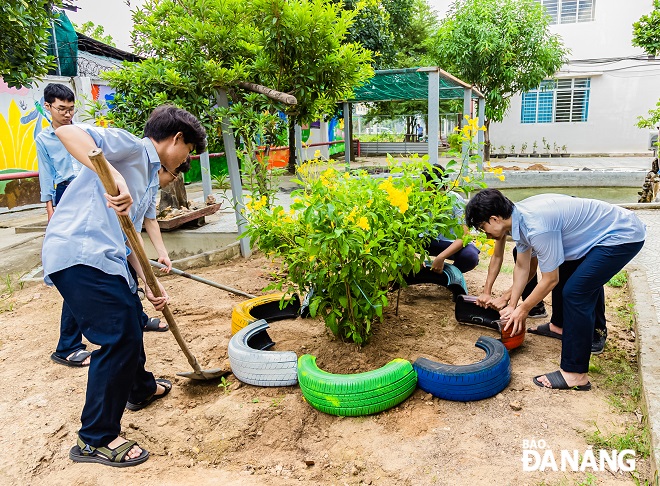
[73,20,116,47]
[429,0,568,125]
[1,0,59,88]
[633,0,660,57]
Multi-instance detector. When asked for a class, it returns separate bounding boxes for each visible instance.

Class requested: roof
[77,33,145,63]
[348,67,483,102]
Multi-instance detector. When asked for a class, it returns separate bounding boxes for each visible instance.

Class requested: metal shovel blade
[176,368,232,381]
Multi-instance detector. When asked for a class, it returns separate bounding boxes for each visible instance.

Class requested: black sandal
[69,436,149,467]
[126,378,172,411]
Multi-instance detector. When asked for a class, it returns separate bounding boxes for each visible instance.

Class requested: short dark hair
[44,83,75,104]
[465,189,515,229]
[143,105,207,154]
[421,164,446,188]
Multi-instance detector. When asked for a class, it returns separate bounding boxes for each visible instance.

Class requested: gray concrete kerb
[627,265,660,484]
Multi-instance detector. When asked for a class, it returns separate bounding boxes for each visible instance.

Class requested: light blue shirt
[36,125,83,203]
[42,124,161,290]
[511,194,646,273]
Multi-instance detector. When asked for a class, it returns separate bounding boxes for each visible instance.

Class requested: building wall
[490,0,660,154]
[0,76,112,175]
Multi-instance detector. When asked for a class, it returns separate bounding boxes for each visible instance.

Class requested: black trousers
[50,265,157,446]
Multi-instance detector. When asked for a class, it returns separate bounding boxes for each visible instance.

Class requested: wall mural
[0,80,50,173]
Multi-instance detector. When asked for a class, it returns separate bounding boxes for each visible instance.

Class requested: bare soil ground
[0,246,648,485]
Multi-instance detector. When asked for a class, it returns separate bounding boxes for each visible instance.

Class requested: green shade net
[349,68,479,102]
[47,10,78,77]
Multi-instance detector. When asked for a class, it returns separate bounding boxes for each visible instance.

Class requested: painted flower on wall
[0,100,49,172]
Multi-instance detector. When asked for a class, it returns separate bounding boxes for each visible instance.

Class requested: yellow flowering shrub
[244,116,499,345]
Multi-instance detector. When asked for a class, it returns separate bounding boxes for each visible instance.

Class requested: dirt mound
[527,163,550,171]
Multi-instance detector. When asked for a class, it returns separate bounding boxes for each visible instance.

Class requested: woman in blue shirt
[43,105,206,467]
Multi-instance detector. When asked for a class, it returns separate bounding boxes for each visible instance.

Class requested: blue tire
[413,336,511,402]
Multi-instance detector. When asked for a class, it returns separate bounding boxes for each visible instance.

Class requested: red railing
[0,171,39,181]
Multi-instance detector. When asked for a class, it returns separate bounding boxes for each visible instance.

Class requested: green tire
[297,355,417,416]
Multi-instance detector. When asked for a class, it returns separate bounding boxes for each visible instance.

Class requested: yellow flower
[309,255,315,262]
[289,208,295,216]
[314,149,321,158]
[487,248,494,256]
[463,176,471,183]
[356,216,369,230]
[498,175,506,181]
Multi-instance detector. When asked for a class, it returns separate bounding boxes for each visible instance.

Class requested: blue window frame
[520,78,590,124]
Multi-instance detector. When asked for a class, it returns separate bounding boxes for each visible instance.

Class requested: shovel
[150,261,256,299]
[88,148,229,381]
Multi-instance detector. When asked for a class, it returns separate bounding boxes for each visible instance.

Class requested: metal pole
[51,18,61,76]
[216,89,251,258]
[477,97,486,170]
[428,70,440,165]
[200,150,212,202]
[462,87,472,172]
[343,102,351,170]
[295,124,303,166]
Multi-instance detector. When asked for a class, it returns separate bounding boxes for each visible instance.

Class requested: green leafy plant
[211,172,230,190]
[553,142,559,154]
[561,144,568,154]
[498,145,506,155]
[521,142,527,154]
[244,117,494,345]
[532,141,538,153]
[542,137,550,152]
[607,271,628,288]
[509,144,515,154]
[447,132,462,151]
[217,376,232,394]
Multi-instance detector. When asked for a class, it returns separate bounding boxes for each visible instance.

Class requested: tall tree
[1,0,59,88]
[633,0,660,57]
[428,0,568,159]
[253,0,373,171]
[633,0,660,130]
[73,21,116,47]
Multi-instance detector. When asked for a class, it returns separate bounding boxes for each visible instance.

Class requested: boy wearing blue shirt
[43,105,206,467]
[466,189,645,391]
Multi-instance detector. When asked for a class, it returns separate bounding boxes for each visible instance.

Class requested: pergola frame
[341,66,485,167]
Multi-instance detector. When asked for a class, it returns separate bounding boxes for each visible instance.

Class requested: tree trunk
[287,119,296,174]
[158,174,189,215]
[484,119,491,162]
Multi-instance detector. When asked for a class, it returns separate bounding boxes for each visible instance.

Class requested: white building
[432,0,660,155]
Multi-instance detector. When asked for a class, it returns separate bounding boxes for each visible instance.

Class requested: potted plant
[532,141,538,155]
[561,145,570,157]
[509,144,517,157]
[540,138,550,157]
[499,145,507,158]
[551,142,561,157]
[520,142,528,157]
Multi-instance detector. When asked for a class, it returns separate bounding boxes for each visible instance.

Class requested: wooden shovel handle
[88,148,203,373]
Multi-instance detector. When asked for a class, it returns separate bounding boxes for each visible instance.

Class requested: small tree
[253,0,374,172]
[633,0,660,57]
[634,1,660,132]
[1,1,59,88]
[428,0,568,160]
[73,21,116,46]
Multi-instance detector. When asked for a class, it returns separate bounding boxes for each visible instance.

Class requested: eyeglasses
[48,104,76,115]
[162,165,179,179]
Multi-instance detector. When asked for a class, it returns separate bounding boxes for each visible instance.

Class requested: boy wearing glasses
[43,105,206,466]
[37,83,81,221]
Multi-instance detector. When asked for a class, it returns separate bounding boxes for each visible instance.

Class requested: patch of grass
[211,172,230,190]
[607,271,628,288]
[616,302,636,331]
[586,424,650,458]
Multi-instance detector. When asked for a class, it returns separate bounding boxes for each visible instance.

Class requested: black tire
[413,336,511,402]
[228,319,298,387]
[298,355,417,416]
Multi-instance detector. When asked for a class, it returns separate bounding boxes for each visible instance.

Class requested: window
[520,78,591,124]
[537,0,595,24]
